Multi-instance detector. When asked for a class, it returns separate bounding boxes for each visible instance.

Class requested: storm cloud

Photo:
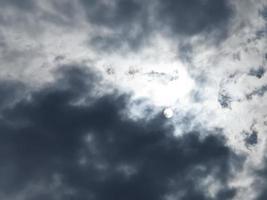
[0,66,241,200]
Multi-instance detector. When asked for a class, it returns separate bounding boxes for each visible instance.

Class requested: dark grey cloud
[81,0,143,28]
[249,67,265,79]
[80,0,234,52]
[243,130,258,148]
[246,131,258,146]
[218,91,232,109]
[0,80,25,110]
[0,65,242,199]
[81,0,151,52]
[246,84,267,100]
[254,157,267,200]
[0,0,82,31]
[217,69,267,108]
[178,42,194,63]
[218,80,234,109]
[155,0,233,37]
[0,0,35,10]
[260,6,267,21]
[145,71,179,83]
[0,0,235,52]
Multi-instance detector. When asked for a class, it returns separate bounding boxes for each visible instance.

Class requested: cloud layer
[0,0,266,200]
[0,66,241,200]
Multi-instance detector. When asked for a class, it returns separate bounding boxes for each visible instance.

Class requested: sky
[0,0,266,199]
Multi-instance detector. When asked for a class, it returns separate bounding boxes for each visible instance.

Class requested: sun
[163,108,174,118]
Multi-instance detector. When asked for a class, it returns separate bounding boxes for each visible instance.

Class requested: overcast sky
[0,0,267,199]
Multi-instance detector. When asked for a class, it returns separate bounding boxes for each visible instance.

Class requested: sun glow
[96,35,195,108]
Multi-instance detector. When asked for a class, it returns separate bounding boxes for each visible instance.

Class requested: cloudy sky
[0,0,267,199]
